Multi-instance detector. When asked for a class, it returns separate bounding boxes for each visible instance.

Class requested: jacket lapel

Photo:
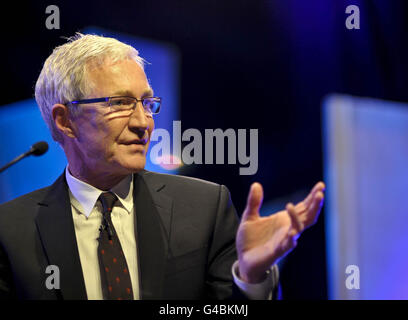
[34,170,172,300]
[134,171,172,299]
[35,173,87,300]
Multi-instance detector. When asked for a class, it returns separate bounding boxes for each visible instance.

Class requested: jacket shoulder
[0,186,51,212]
[0,173,65,219]
[141,170,226,194]
[139,170,234,212]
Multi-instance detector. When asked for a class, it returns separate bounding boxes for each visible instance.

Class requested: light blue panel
[0,99,67,204]
[323,94,408,299]
[83,27,181,174]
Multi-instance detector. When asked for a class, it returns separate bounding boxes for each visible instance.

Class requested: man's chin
[119,157,147,173]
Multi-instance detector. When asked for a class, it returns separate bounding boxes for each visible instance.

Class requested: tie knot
[99,192,118,213]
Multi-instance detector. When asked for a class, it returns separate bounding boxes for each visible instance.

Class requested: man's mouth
[122,139,147,146]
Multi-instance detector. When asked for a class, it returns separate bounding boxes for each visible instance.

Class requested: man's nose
[128,102,150,135]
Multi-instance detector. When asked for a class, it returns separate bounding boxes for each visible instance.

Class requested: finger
[286,202,303,237]
[294,201,307,215]
[304,182,325,206]
[304,181,325,208]
[305,191,324,227]
[242,182,263,221]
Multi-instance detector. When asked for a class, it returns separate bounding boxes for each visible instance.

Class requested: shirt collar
[65,166,134,218]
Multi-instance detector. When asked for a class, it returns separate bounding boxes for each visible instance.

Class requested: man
[0,34,325,300]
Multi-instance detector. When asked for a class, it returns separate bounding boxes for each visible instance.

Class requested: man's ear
[52,104,76,138]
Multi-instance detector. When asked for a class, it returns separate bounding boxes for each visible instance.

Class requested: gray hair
[35,33,146,144]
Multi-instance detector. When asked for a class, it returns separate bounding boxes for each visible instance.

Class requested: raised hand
[236,182,325,283]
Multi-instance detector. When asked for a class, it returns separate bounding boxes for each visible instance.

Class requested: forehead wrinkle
[86,59,153,98]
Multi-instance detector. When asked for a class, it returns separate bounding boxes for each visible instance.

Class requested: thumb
[242,182,263,221]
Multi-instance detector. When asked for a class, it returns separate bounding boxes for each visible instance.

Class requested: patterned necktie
[97,192,133,300]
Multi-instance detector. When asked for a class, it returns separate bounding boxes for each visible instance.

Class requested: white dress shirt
[66,169,139,300]
[65,167,276,300]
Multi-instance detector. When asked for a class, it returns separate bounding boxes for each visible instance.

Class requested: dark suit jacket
[0,170,250,300]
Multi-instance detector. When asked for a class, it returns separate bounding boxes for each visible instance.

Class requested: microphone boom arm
[0,152,30,173]
[0,141,49,173]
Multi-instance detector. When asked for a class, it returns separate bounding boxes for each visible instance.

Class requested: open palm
[236,182,325,283]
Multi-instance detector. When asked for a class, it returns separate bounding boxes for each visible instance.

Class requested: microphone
[0,141,49,173]
[29,141,49,156]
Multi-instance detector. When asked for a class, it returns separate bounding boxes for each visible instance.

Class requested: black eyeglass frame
[66,96,162,114]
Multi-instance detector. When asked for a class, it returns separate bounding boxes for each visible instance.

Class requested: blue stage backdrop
[0,28,180,204]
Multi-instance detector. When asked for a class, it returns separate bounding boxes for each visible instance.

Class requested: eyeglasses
[67,96,162,115]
